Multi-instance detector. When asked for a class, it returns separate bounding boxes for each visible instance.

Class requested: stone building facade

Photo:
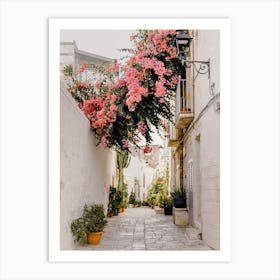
[167,30,220,249]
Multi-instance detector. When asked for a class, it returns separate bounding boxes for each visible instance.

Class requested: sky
[60,30,135,60]
[60,30,164,147]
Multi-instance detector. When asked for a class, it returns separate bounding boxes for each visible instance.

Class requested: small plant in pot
[71,203,107,246]
[136,200,142,207]
[163,196,173,215]
[118,200,127,213]
[128,192,136,207]
[114,190,122,214]
[171,188,187,208]
[107,186,118,217]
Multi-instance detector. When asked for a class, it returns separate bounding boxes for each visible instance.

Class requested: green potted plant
[128,192,136,207]
[118,200,127,213]
[156,192,165,208]
[171,188,186,208]
[136,200,142,207]
[70,217,87,245]
[163,196,173,215]
[115,190,122,213]
[71,203,107,245]
[107,186,120,216]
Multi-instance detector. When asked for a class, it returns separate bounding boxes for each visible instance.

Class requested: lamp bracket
[183,59,210,81]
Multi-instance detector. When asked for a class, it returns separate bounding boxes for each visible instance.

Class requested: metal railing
[175,79,194,121]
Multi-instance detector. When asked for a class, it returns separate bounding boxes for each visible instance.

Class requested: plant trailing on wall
[63,30,185,152]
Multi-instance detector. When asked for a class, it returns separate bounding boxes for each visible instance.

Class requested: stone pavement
[79,206,212,250]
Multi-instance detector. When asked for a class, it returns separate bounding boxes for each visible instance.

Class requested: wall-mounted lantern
[173,30,211,81]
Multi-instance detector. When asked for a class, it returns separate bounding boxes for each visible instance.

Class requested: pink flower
[108,63,119,72]
[116,79,126,88]
[137,121,147,136]
[110,94,117,103]
[79,82,90,88]
[74,82,90,89]
[93,118,107,128]
[144,146,152,154]
[133,137,140,143]
[77,62,88,73]
[106,111,117,123]
[155,81,166,97]
[95,81,101,89]
[130,34,136,41]
[122,139,130,148]
[159,98,165,103]
[108,84,114,90]
[101,136,108,149]
[110,104,118,112]
[82,98,95,116]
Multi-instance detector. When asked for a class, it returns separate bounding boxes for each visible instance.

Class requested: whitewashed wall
[183,30,220,249]
[60,82,116,250]
[200,105,220,249]
[124,155,155,201]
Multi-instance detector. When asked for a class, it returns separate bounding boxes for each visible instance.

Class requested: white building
[124,144,168,201]
[60,41,117,250]
[167,30,220,249]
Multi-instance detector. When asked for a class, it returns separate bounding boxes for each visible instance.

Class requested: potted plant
[107,186,119,216]
[163,196,173,215]
[118,200,127,213]
[115,190,122,213]
[71,203,107,245]
[136,200,142,207]
[171,188,186,208]
[128,192,136,207]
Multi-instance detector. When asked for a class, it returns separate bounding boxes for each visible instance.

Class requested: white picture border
[49,18,231,262]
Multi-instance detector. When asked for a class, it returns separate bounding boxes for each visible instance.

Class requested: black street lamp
[173,30,210,81]
[173,30,193,60]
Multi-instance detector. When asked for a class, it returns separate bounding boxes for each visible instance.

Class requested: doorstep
[173,207,188,226]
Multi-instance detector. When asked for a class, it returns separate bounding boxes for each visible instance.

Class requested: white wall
[182,30,220,249]
[60,82,116,250]
[192,30,220,118]
[124,155,155,201]
[200,105,220,249]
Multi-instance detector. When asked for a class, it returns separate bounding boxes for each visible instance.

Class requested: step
[185,227,202,240]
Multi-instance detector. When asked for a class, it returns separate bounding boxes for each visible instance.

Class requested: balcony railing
[175,79,194,129]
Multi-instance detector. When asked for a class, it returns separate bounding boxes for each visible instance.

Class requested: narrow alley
[78,207,212,251]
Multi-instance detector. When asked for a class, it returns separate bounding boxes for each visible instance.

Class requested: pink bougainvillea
[63,29,185,151]
[77,62,88,73]
[143,146,152,154]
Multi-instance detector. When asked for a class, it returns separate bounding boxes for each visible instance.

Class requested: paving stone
[78,207,212,251]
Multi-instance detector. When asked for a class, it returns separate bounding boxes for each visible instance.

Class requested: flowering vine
[62,30,185,152]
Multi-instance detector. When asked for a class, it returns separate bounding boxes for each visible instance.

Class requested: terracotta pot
[87,232,102,245]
